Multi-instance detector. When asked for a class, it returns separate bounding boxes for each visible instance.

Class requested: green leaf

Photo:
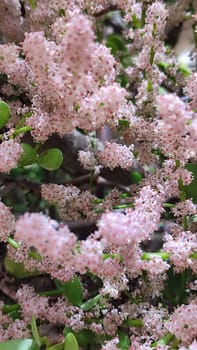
[55,277,83,306]
[63,328,99,348]
[130,171,143,184]
[163,268,188,305]
[0,339,40,350]
[81,294,100,312]
[131,14,141,29]
[19,143,37,166]
[106,34,126,56]
[64,333,79,350]
[142,252,169,261]
[183,163,197,203]
[28,0,36,9]
[74,330,99,347]
[178,63,191,77]
[38,148,63,171]
[0,101,11,129]
[4,256,40,279]
[118,330,130,349]
[118,119,130,129]
[122,318,143,327]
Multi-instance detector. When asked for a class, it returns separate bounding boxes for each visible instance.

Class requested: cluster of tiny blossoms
[0,0,197,350]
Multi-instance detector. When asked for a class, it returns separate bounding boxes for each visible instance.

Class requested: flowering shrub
[0,1,197,350]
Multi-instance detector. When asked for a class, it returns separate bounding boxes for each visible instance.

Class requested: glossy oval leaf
[19,143,37,167]
[64,333,79,350]
[80,294,100,312]
[38,148,63,171]
[55,276,83,306]
[0,339,39,350]
[0,101,11,129]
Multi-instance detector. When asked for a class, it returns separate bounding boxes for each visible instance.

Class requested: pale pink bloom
[179,340,197,350]
[1,320,30,341]
[163,160,193,197]
[100,258,123,280]
[129,336,152,350]
[59,14,95,75]
[0,201,15,241]
[185,73,197,110]
[163,231,197,272]
[76,238,103,274]
[0,1,23,42]
[103,309,124,336]
[165,302,197,345]
[145,2,168,35]
[142,256,169,277]
[16,285,49,323]
[15,213,76,264]
[78,85,127,131]
[0,139,23,173]
[88,322,103,334]
[41,183,80,207]
[59,190,97,221]
[101,273,128,299]
[172,200,197,217]
[45,297,70,324]
[99,186,163,246]
[90,44,116,86]
[101,338,119,350]
[98,142,134,170]
[156,94,197,161]
[78,150,97,169]
[142,306,168,339]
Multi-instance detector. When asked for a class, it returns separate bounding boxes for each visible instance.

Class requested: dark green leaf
[55,277,83,306]
[106,34,126,56]
[38,148,63,171]
[163,268,188,305]
[118,119,130,129]
[118,330,130,349]
[0,101,11,129]
[19,143,37,166]
[130,171,143,184]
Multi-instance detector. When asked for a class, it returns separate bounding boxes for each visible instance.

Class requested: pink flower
[0,139,23,173]
[165,302,197,345]
[15,213,76,264]
[41,183,80,207]
[99,186,163,246]
[98,142,134,170]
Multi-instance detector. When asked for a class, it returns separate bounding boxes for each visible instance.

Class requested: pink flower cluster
[15,213,76,264]
[98,142,134,170]
[0,140,23,173]
[165,301,197,345]
[99,186,163,246]
[20,14,127,141]
[0,201,15,241]
[156,94,197,162]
